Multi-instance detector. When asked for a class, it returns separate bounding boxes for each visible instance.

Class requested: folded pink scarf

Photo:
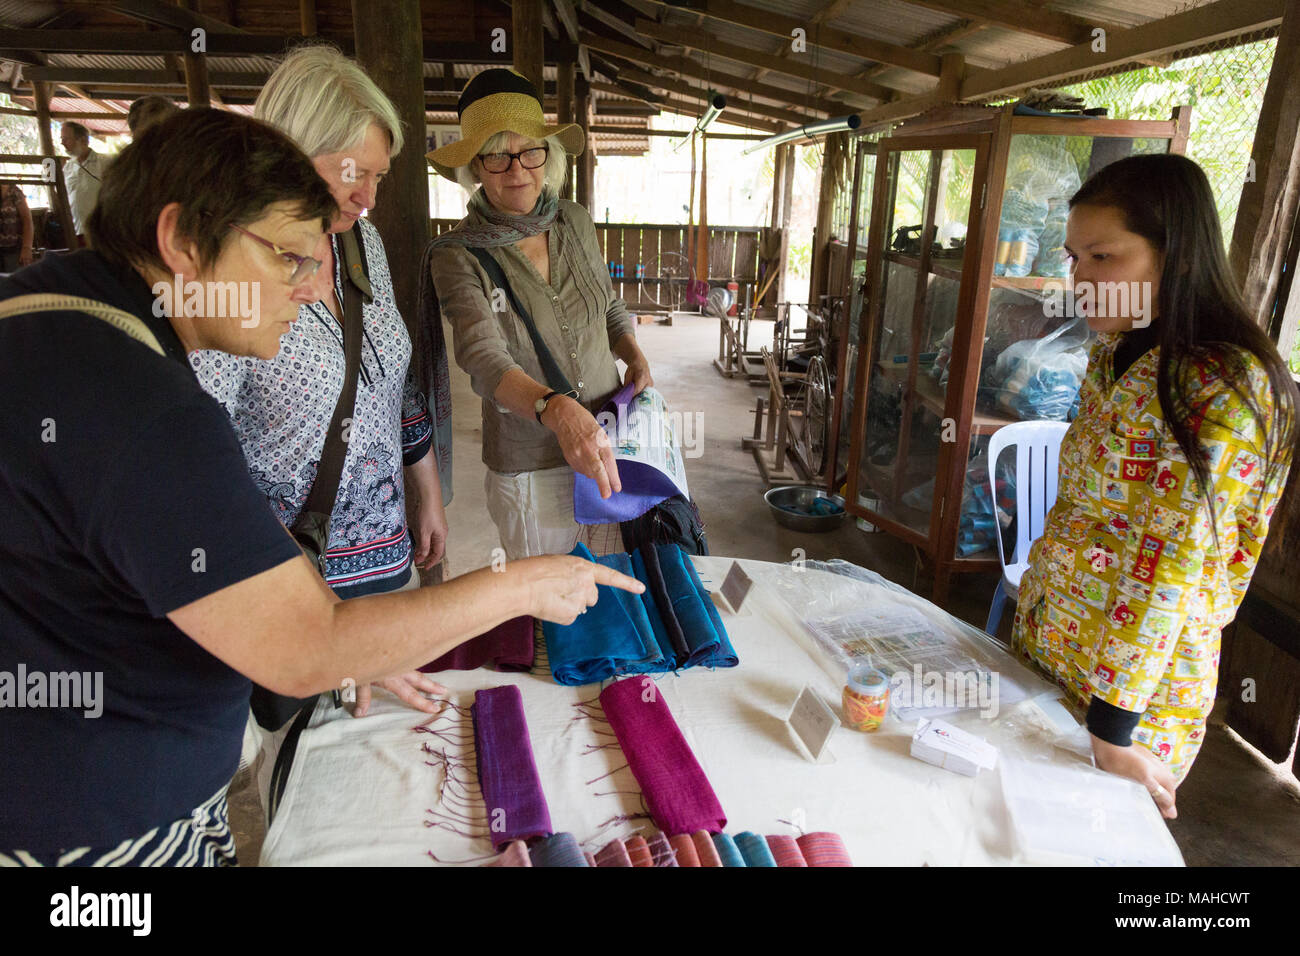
[797,831,853,866]
[765,834,809,867]
[599,677,727,836]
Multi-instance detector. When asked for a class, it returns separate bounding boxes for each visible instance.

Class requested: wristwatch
[534,390,562,423]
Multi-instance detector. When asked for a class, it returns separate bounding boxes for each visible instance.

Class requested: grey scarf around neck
[430,189,559,249]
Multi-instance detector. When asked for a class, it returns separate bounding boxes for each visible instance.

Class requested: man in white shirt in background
[59,121,105,246]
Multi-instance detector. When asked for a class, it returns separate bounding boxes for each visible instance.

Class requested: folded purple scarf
[472,685,552,850]
[421,616,535,673]
[599,677,727,836]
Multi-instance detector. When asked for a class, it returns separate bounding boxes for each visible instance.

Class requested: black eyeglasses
[477,145,549,174]
[230,224,322,285]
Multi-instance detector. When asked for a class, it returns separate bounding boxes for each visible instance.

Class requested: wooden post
[32,81,77,249]
[810,133,838,302]
[576,75,594,213]
[1228,0,1300,328]
[300,0,318,36]
[183,53,210,107]
[352,0,430,340]
[512,0,545,93]
[776,143,796,305]
[556,56,575,201]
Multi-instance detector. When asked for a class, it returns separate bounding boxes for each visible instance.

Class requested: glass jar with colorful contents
[843,665,890,732]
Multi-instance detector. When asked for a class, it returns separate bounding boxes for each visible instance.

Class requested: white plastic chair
[984,420,1071,638]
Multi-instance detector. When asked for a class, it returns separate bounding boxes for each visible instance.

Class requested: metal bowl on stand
[764,486,849,533]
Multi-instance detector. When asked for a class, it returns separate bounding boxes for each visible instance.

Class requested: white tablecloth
[260,556,1182,866]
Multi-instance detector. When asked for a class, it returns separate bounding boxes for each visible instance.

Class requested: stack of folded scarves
[580,830,853,867]
[543,542,737,686]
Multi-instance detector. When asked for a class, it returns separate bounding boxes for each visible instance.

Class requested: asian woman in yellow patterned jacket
[1012,154,1298,819]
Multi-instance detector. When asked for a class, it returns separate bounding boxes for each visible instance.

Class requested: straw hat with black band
[427,69,586,181]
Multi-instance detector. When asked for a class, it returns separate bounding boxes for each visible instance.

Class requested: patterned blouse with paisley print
[191,217,432,599]
[1012,332,1290,782]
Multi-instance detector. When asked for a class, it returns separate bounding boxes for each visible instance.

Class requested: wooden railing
[431,218,762,311]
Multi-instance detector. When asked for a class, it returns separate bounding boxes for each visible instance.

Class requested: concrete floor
[229,310,1300,866]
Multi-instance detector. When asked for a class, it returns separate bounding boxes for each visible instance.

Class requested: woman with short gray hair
[192,44,453,720]
[426,68,653,560]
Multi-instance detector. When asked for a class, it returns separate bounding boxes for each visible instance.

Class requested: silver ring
[1151,784,1167,798]
[580,607,587,614]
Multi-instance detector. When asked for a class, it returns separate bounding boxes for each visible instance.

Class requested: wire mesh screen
[973,31,1278,244]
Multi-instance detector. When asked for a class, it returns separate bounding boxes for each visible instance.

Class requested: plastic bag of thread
[990,316,1092,421]
[993,137,1082,278]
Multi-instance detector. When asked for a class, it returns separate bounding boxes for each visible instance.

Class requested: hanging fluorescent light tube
[695,92,726,133]
[741,114,861,155]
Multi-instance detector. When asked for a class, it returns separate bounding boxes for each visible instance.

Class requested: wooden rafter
[614,64,821,128]
[960,0,1285,100]
[633,17,891,102]
[107,0,244,35]
[895,0,1122,47]
[579,30,847,116]
[642,0,942,77]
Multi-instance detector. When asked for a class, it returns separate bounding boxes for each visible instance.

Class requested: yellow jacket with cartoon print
[1012,333,1290,779]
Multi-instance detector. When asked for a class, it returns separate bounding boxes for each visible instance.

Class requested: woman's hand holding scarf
[622,358,654,396]
[541,395,623,499]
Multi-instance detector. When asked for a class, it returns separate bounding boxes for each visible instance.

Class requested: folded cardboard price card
[910,717,998,777]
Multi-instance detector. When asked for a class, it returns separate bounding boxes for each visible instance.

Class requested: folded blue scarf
[541,543,736,685]
[543,543,663,685]
[528,832,590,867]
[735,831,778,867]
[711,832,747,867]
[656,543,737,669]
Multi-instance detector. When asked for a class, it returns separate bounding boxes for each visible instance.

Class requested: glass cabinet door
[852,142,980,543]
[953,132,1173,561]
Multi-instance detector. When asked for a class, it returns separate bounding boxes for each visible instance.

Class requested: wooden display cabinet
[843,104,1190,604]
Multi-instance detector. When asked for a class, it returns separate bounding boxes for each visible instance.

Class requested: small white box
[910,718,998,777]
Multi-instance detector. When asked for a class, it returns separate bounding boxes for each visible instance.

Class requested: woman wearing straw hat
[425,68,654,560]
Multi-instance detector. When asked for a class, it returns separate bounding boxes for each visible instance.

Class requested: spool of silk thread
[843,665,890,732]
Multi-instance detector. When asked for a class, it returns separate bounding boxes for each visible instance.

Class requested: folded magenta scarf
[599,677,727,836]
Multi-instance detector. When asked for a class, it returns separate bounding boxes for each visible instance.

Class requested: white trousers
[484,465,621,559]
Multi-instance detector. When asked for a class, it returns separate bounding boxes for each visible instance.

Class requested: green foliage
[1057,38,1277,242]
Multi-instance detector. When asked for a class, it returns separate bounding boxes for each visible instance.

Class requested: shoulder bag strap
[301,223,368,521]
[0,293,166,356]
[465,245,576,398]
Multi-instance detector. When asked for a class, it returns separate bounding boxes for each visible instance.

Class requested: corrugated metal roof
[0,0,1276,125]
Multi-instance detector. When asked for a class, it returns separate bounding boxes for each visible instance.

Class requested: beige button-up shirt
[429,197,636,473]
[64,149,105,236]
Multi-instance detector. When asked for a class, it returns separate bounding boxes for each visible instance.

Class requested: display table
[259,556,1183,866]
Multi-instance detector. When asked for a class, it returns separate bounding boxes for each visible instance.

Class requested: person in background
[1012,154,1299,818]
[426,68,654,560]
[0,107,641,866]
[59,121,104,244]
[0,181,33,272]
[127,94,180,139]
[191,45,450,720]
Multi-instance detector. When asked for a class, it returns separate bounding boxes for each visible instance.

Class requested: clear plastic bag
[993,137,1082,277]
[757,559,1055,722]
[989,316,1093,421]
